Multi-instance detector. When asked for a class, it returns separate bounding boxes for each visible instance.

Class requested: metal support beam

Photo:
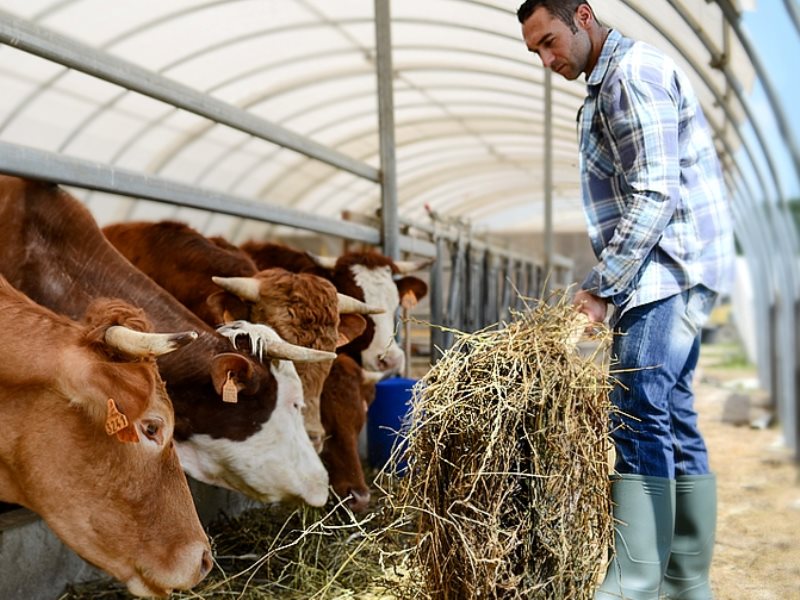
[374,0,400,260]
[714,0,800,189]
[543,68,554,295]
[0,8,379,183]
[0,141,381,244]
[429,234,447,362]
[787,0,800,38]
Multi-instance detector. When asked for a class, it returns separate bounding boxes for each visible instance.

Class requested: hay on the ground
[59,496,413,600]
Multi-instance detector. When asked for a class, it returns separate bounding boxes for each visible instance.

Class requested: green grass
[701,341,753,370]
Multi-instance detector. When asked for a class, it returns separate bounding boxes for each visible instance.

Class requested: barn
[0,1,798,598]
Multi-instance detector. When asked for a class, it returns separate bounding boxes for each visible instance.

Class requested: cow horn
[337,293,385,315]
[264,340,337,363]
[394,258,434,274]
[105,326,198,358]
[306,252,337,269]
[212,276,261,302]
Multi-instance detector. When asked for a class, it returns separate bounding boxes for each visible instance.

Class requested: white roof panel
[0,0,781,241]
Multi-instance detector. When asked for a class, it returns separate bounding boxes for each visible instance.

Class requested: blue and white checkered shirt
[578,30,734,318]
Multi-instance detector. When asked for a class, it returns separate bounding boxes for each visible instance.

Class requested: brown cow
[0,176,329,507]
[102,220,376,452]
[0,276,211,597]
[320,354,385,511]
[241,242,430,511]
[241,242,430,374]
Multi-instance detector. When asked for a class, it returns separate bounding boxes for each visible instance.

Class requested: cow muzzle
[126,542,212,597]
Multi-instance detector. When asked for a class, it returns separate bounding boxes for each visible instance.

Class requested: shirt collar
[586,29,621,87]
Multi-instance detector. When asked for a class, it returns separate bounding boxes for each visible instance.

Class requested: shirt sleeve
[582,71,681,299]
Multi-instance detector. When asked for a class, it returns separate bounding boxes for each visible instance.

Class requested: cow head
[173,321,334,506]
[210,269,374,453]
[0,295,211,598]
[312,251,430,374]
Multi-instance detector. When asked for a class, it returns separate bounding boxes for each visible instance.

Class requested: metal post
[447,235,467,335]
[543,68,554,294]
[500,257,513,322]
[429,233,447,363]
[795,299,800,458]
[374,0,399,261]
[483,252,498,327]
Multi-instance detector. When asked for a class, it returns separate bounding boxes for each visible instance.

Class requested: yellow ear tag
[222,371,239,403]
[105,398,129,436]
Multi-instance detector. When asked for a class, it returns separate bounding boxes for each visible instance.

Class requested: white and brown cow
[241,242,430,511]
[0,176,329,507]
[241,242,430,374]
[0,275,211,598]
[102,220,377,453]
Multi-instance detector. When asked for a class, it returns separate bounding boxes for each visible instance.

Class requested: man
[518,2,734,599]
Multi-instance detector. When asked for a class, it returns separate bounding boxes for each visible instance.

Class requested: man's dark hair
[516,0,588,33]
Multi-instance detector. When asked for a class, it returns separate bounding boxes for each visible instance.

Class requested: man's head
[517,0,585,30]
[518,1,605,81]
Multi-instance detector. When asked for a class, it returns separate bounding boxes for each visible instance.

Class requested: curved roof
[0,0,779,242]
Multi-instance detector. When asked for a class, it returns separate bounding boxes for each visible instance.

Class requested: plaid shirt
[578,30,734,318]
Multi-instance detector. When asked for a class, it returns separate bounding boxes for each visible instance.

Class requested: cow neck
[10,182,235,380]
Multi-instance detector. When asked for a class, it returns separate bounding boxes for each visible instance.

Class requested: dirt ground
[692,344,800,600]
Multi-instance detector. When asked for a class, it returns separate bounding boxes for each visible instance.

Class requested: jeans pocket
[685,285,717,333]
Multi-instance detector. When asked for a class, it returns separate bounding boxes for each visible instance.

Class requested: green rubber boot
[595,474,675,600]
[661,474,717,599]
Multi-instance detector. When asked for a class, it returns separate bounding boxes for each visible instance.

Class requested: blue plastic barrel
[367,377,417,471]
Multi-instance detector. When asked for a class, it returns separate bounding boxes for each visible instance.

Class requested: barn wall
[0,510,104,599]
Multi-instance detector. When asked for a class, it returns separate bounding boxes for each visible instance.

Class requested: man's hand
[573,289,608,324]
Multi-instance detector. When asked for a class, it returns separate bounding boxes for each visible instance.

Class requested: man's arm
[583,70,681,300]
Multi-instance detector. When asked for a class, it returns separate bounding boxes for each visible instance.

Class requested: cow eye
[140,419,164,444]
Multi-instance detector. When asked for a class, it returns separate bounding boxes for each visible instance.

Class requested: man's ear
[575,3,593,30]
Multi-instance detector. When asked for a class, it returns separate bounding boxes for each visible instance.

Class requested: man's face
[521,6,591,80]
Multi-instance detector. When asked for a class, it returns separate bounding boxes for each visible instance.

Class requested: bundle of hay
[383,294,614,600]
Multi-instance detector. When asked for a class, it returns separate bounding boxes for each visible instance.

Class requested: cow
[0,275,211,597]
[320,354,386,512]
[240,242,430,511]
[0,176,330,507]
[102,220,381,452]
[240,242,431,374]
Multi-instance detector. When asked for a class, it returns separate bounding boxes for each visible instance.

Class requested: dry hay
[59,495,415,600]
[60,292,614,600]
[380,293,615,600]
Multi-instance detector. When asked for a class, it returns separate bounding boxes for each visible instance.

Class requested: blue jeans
[610,286,717,478]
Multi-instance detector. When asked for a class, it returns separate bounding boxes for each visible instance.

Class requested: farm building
[0,1,798,598]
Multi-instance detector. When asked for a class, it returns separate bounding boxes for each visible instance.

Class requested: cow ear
[396,276,429,306]
[206,291,249,325]
[336,314,367,348]
[105,398,140,443]
[210,352,257,398]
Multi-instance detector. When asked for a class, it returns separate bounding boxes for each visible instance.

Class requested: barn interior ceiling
[0,0,782,245]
